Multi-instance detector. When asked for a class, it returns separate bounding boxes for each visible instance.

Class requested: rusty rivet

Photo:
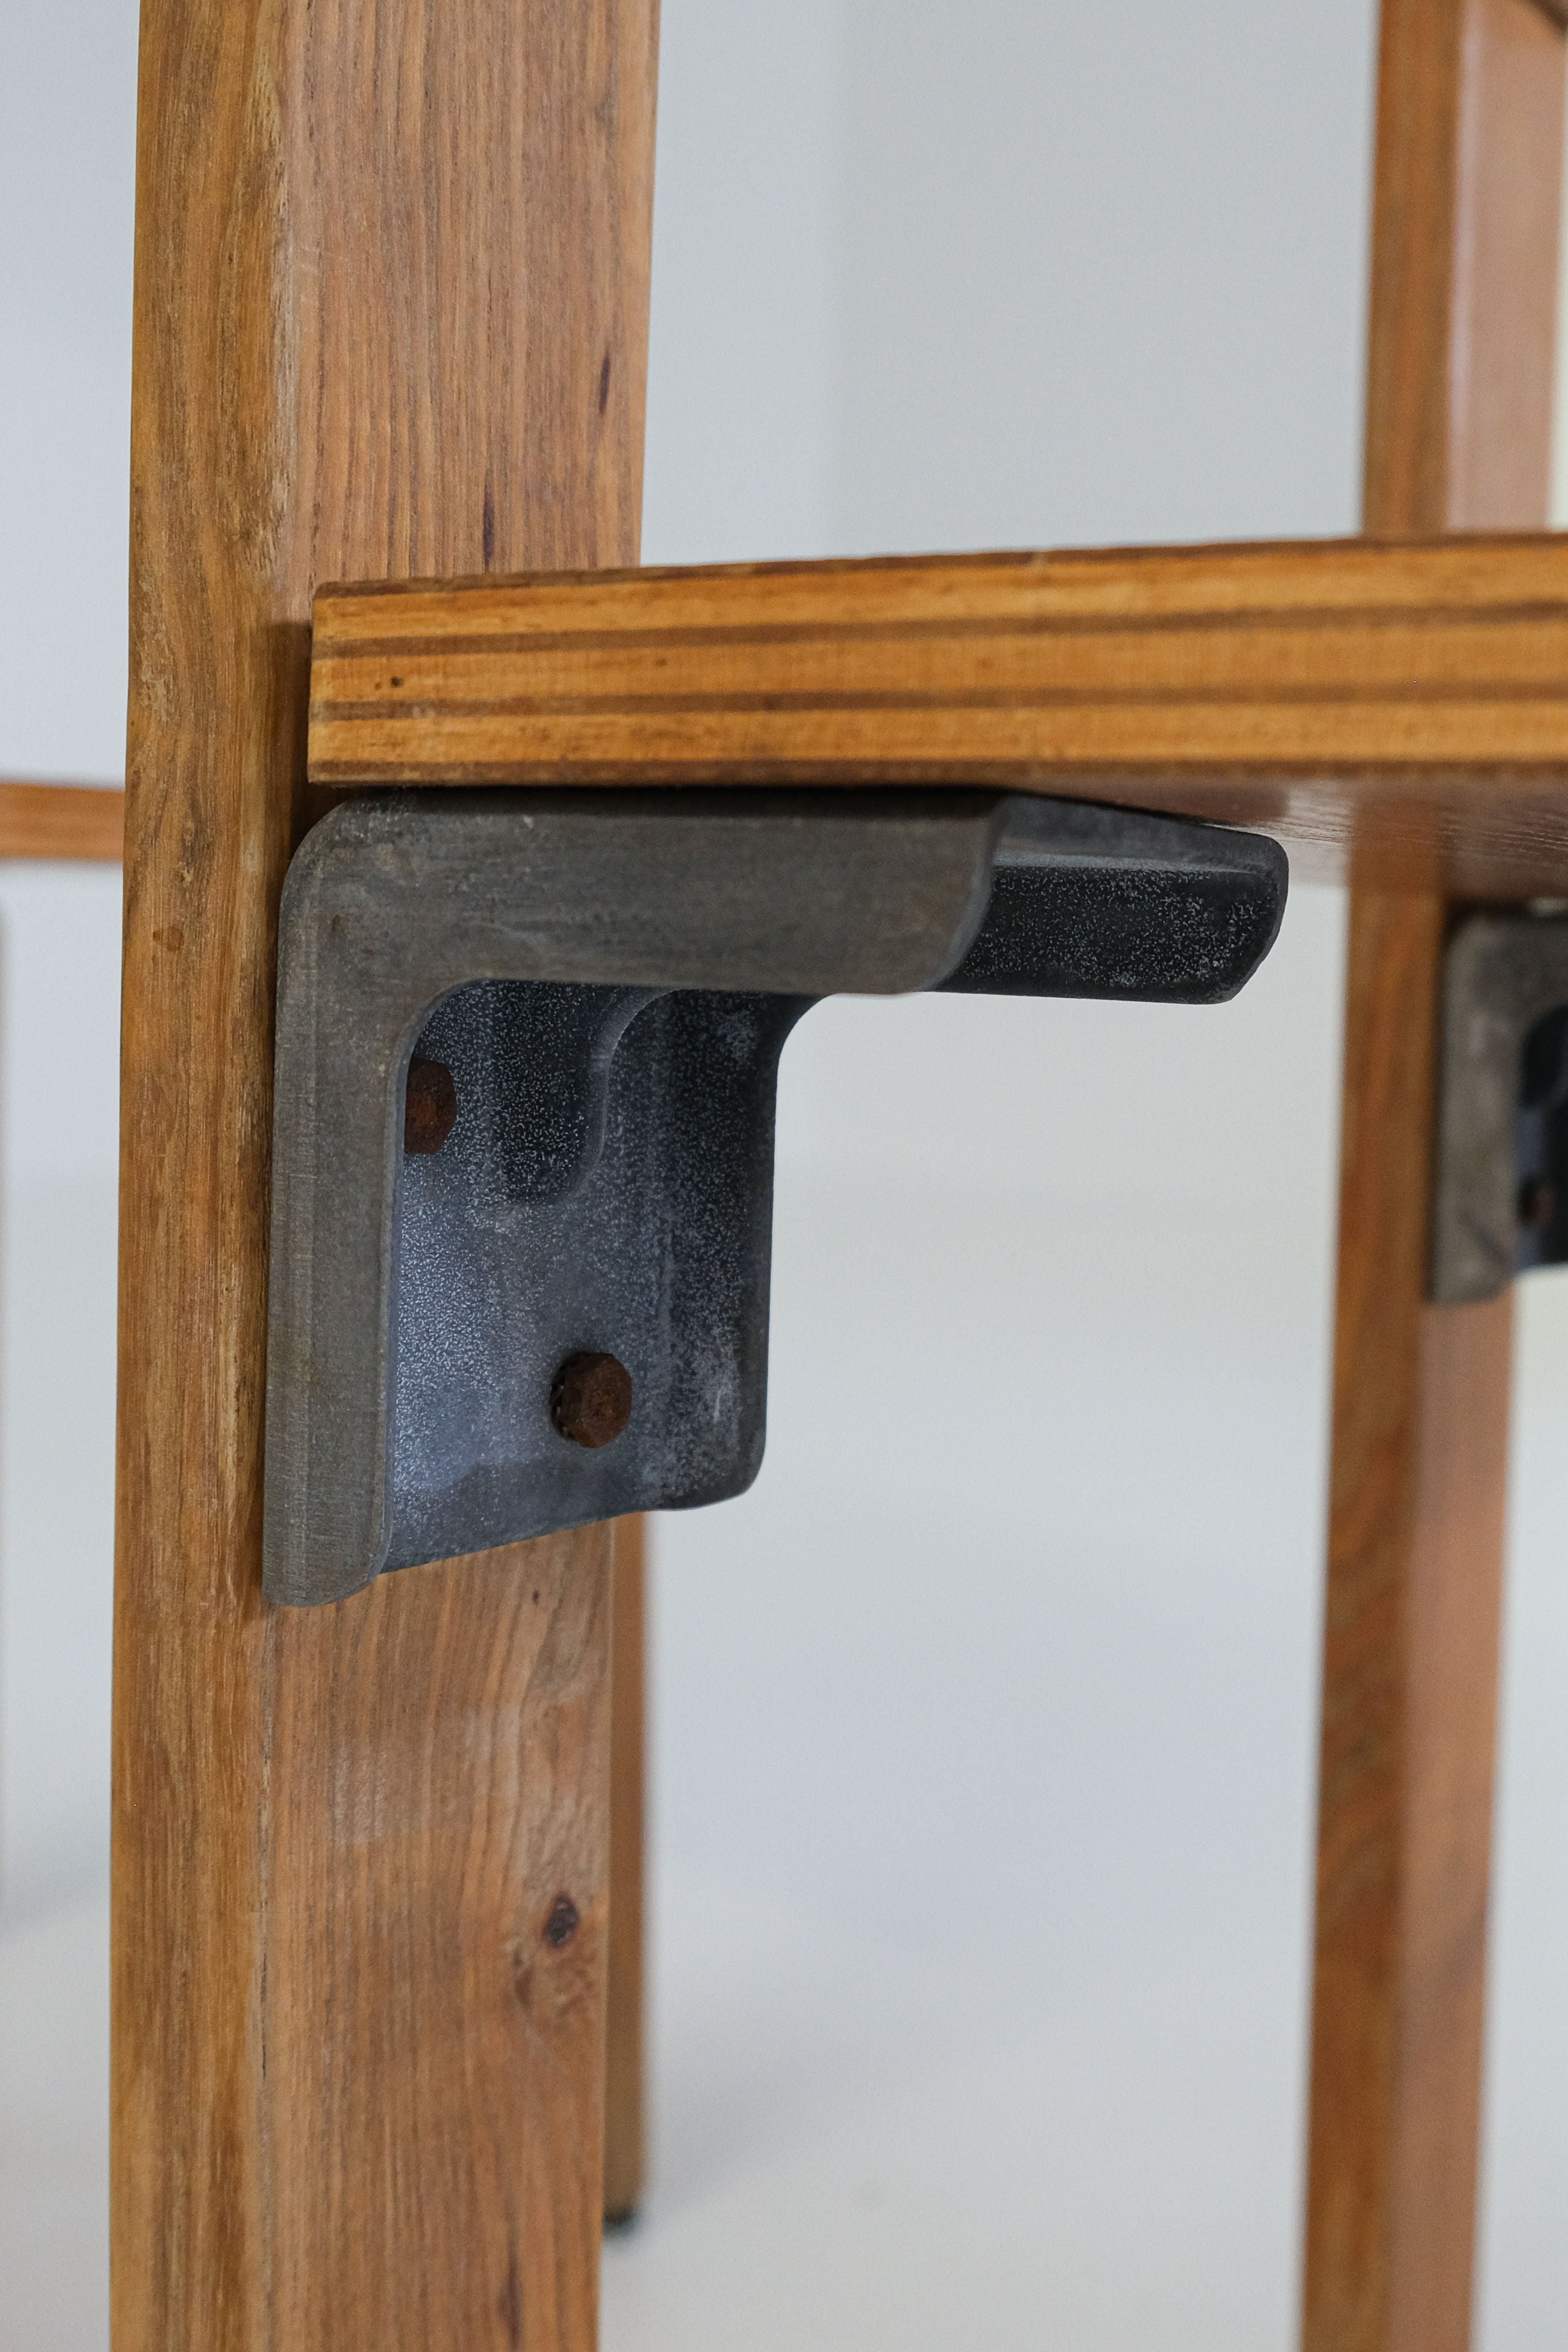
[550,1351,633,1449]
[544,1895,580,1949]
[1520,1175,1558,1231]
[405,1056,457,1154]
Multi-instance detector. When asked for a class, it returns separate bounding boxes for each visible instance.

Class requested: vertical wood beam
[1304,5,1564,2349]
[111,2,659,2346]
[604,1517,648,2224]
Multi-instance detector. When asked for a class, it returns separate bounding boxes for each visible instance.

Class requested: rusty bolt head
[405,1057,457,1154]
[543,1895,580,1949]
[549,1351,633,1449]
[1519,1175,1558,1232]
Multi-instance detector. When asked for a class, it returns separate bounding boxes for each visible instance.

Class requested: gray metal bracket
[263,789,1286,1606]
[1431,910,1568,1304]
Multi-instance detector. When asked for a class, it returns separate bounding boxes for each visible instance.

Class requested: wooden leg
[111,0,658,2346]
[267,1539,613,2344]
[1305,896,1514,2352]
[604,1517,648,2225]
[1304,4,1564,2346]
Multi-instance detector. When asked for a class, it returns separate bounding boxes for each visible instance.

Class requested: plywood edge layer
[311,530,1568,626]
[304,539,1568,876]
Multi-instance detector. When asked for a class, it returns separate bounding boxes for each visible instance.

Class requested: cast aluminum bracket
[263,788,1286,1606]
[1431,910,1568,1304]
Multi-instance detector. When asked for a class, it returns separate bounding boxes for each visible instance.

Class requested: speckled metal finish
[1431,912,1568,1304]
[263,790,1285,1605]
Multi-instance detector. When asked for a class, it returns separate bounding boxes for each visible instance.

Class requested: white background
[3,1,1568,2346]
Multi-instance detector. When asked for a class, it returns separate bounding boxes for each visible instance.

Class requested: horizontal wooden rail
[310,534,1568,896]
[0,781,125,861]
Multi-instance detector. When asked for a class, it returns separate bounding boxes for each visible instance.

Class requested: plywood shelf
[309,534,1568,898]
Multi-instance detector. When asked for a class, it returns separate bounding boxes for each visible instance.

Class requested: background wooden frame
[1305,5,1565,2350]
[0,783,124,862]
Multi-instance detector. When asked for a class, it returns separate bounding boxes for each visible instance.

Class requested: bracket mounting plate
[1431,910,1568,1303]
[263,789,1285,1605]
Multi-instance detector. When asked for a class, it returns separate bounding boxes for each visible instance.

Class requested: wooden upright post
[1304,5,1565,2348]
[604,1518,648,2224]
[111,2,658,2345]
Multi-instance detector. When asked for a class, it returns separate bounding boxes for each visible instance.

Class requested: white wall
[635,6,1568,2350]
[628,7,1370,2344]
[645,1,1374,568]
[0,869,121,1919]
[0,0,133,1923]
[0,0,135,784]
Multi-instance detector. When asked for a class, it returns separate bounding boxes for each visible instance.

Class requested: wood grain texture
[266,1535,614,2347]
[1308,896,1513,2352]
[0,780,124,861]
[1360,0,1562,538]
[309,533,1568,896]
[1303,5,1563,2349]
[603,1517,647,2224]
[111,0,658,2347]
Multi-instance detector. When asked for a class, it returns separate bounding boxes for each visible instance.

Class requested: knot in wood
[543,1895,580,1949]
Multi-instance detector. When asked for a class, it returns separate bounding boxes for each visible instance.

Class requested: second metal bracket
[1432,910,1568,1304]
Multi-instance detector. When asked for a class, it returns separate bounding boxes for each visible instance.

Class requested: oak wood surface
[1302,5,1563,2350]
[604,1517,647,2224]
[112,2,658,2348]
[309,532,1568,896]
[0,780,124,861]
